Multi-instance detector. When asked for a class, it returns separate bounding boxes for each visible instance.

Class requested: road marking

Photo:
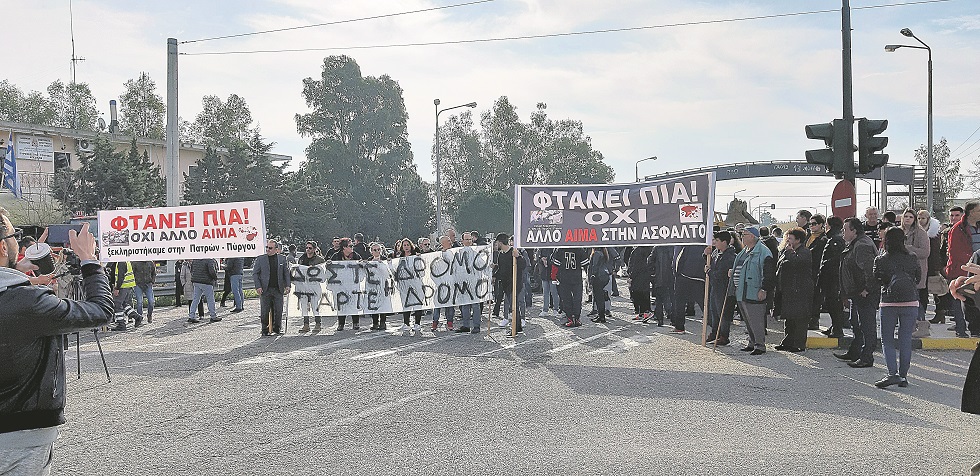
[351,333,463,360]
[545,325,632,354]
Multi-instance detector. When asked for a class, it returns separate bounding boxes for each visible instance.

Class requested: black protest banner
[514,172,716,248]
[288,245,494,317]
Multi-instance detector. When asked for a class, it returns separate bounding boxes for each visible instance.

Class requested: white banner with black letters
[288,245,494,317]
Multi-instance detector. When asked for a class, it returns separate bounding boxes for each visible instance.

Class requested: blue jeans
[460,303,480,329]
[880,306,916,377]
[433,306,455,324]
[847,294,879,362]
[190,283,217,320]
[540,279,554,313]
[230,274,244,310]
[134,283,154,320]
[944,294,969,335]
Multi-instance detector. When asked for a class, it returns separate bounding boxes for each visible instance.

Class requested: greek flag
[3,131,21,199]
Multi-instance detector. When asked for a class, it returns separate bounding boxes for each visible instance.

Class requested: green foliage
[184,94,256,148]
[51,136,165,214]
[0,79,99,129]
[119,72,166,140]
[435,98,613,223]
[293,55,434,244]
[455,190,514,236]
[181,130,299,241]
[913,138,960,215]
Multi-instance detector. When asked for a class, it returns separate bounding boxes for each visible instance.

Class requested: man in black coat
[706,231,737,345]
[818,216,847,337]
[806,214,828,330]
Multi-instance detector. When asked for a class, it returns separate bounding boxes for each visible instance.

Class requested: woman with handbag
[872,227,921,388]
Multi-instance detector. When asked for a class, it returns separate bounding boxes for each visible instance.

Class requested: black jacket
[648,246,675,290]
[0,263,113,434]
[840,234,879,298]
[551,248,589,282]
[777,245,814,320]
[872,251,921,303]
[496,248,528,291]
[807,232,828,281]
[191,259,218,285]
[627,247,652,289]
[818,228,846,288]
[708,247,736,295]
[224,257,244,276]
[674,245,706,282]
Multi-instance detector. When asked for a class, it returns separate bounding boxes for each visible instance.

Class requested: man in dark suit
[252,239,291,336]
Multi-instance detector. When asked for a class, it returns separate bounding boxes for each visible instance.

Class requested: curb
[806,335,979,350]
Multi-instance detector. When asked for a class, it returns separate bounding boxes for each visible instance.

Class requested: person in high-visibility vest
[110,261,140,331]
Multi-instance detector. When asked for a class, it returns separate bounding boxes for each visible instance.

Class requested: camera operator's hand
[68,223,96,261]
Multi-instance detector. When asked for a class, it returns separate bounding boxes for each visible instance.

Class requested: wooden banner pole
[511,249,518,337]
[701,251,711,346]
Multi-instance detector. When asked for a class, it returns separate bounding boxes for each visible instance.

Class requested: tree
[46,80,99,130]
[51,136,165,214]
[0,80,56,125]
[435,97,614,225]
[914,138,960,215]
[119,72,165,139]
[182,146,230,206]
[294,55,433,243]
[186,94,256,148]
[455,190,514,236]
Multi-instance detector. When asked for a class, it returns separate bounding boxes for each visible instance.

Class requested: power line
[180,0,954,56]
[180,0,496,44]
[951,123,980,155]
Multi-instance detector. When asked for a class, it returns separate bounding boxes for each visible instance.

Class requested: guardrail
[151,269,256,296]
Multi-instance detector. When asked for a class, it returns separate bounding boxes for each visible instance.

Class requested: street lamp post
[634,156,657,182]
[886,28,932,213]
[816,202,829,216]
[434,99,477,236]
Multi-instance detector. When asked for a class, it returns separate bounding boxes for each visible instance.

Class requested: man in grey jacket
[252,239,291,336]
[834,217,881,367]
[0,219,112,475]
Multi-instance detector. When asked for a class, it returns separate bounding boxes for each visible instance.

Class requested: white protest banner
[289,245,493,317]
[97,200,266,262]
[514,172,716,248]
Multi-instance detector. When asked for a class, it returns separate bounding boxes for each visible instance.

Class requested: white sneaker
[498,319,510,328]
[399,324,410,332]
[412,324,421,332]
[539,311,548,317]
[521,319,527,327]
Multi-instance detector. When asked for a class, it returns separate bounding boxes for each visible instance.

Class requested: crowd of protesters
[90,203,980,391]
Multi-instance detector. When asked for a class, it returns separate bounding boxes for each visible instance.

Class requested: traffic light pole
[840,0,855,182]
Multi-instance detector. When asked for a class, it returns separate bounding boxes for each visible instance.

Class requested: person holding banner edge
[330,238,362,331]
[493,233,527,335]
[455,232,483,334]
[253,239,291,336]
[297,241,326,333]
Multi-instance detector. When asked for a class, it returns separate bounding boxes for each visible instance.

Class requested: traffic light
[857,118,888,174]
[805,119,851,178]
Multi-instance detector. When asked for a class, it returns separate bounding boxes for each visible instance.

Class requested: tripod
[60,270,111,382]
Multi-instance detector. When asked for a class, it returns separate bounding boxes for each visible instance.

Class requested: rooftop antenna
[68,0,85,129]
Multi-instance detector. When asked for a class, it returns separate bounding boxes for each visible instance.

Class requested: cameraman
[0,219,112,474]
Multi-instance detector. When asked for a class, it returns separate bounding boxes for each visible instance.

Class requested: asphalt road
[57,287,979,476]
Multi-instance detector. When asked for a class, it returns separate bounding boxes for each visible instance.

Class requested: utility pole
[840,0,855,183]
[165,38,179,207]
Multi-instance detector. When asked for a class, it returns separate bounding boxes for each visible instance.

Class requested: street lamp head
[900,28,914,37]
[434,98,441,106]
[884,44,902,52]
[465,102,477,108]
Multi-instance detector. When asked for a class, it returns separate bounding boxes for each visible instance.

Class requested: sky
[4,0,980,222]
